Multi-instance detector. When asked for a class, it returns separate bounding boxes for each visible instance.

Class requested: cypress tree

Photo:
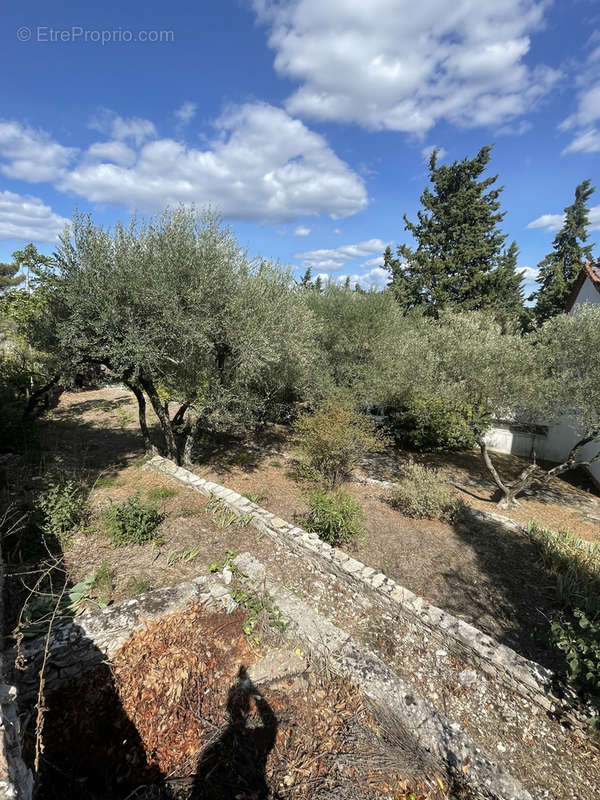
[385,146,524,319]
[531,179,595,323]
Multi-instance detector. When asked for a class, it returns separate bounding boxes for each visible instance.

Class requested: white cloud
[86,141,137,167]
[332,227,341,235]
[562,128,600,155]
[560,48,600,155]
[294,225,311,236]
[0,191,68,242]
[526,213,565,232]
[175,101,197,126]
[337,266,389,290]
[0,120,76,182]
[421,144,446,163]
[295,238,388,270]
[88,109,157,145]
[527,205,600,232]
[253,0,560,134]
[0,104,367,224]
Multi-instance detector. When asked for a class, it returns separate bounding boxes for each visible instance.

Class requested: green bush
[551,610,600,700]
[37,481,88,545]
[527,523,600,708]
[387,395,489,452]
[388,461,462,521]
[299,488,366,546]
[102,494,163,547]
[293,400,388,487]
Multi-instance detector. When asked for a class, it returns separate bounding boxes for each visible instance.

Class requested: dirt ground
[36,603,442,800]
[8,386,599,669]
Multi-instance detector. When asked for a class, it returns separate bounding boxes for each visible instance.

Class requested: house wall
[572,275,599,309]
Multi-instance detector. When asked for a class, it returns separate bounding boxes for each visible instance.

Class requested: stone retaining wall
[11,560,532,800]
[0,553,33,800]
[144,455,582,724]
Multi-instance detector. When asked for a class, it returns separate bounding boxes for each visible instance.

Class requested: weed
[176,505,201,518]
[244,491,268,505]
[527,522,600,712]
[147,485,178,503]
[205,493,252,528]
[166,546,202,566]
[209,549,238,573]
[68,563,115,614]
[269,460,283,468]
[388,461,463,522]
[103,494,163,547]
[526,523,600,616]
[37,481,88,547]
[231,582,287,645]
[126,574,153,596]
[297,487,366,547]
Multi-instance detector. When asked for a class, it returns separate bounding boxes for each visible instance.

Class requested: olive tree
[406,308,600,507]
[36,206,317,463]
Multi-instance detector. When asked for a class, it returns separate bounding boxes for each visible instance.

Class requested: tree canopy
[531,179,595,323]
[33,207,317,462]
[385,146,525,322]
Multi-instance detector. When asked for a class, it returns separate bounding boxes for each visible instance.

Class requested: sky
[1,0,599,293]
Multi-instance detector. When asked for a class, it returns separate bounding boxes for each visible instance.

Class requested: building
[484,260,600,488]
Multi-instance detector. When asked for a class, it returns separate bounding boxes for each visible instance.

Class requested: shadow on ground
[447,512,561,670]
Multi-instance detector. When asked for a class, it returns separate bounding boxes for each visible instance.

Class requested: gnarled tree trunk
[478,432,600,508]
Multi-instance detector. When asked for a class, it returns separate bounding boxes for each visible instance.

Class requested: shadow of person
[191,666,280,800]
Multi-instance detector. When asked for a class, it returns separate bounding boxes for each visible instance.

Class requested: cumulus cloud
[88,110,157,145]
[294,225,311,236]
[0,120,77,182]
[336,266,389,290]
[295,238,388,271]
[0,191,68,242]
[175,101,198,126]
[253,0,560,134]
[560,47,600,155]
[527,205,600,232]
[0,104,367,224]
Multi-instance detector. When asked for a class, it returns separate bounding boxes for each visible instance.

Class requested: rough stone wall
[10,562,532,800]
[0,552,33,800]
[143,455,581,723]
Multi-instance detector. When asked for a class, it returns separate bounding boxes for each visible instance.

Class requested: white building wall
[572,275,600,309]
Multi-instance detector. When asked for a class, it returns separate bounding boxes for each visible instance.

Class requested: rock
[248,648,308,687]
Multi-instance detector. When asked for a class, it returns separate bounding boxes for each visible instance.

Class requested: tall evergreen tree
[299,266,313,288]
[531,179,595,323]
[385,146,524,319]
[0,257,24,294]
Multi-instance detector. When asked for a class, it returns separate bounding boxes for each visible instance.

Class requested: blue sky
[1,0,599,293]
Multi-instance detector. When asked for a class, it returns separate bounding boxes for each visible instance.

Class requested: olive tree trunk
[478,433,600,508]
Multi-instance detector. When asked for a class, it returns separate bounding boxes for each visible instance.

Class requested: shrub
[387,395,490,453]
[551,610,600,700]
[527,523,600,708]
[37,481,88,545]
[299,488,366,546]
[293,400,388,487]
[388,461,462,521]
[102,494,163,547]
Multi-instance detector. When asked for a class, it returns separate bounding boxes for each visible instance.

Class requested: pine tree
[0,258,24,293]
[385,146,523,318]
[314,274,323,293]
[343,275,351,290]
[531,179,595,323]
[299,266,312,288]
